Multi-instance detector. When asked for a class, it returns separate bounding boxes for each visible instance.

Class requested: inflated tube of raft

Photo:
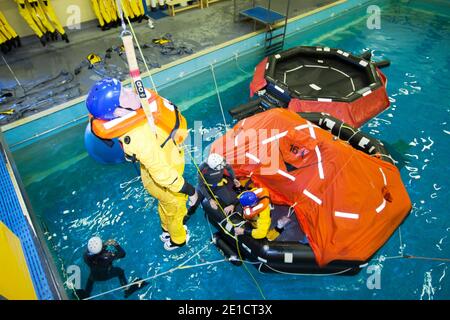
[375,60,391,69]
[229,101,394,164]
[228,98,265,120]
[213,233,242,266]
[298,112,394,164]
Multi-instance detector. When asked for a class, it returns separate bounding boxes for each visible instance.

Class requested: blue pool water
[11,0,450,299]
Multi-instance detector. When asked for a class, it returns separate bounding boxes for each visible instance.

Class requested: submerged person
[86,78,198,251]
[186,153,241,221]
[77,237,147,299]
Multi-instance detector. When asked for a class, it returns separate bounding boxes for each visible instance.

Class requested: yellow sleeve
[251,206,271,239]
[119,124,185,193]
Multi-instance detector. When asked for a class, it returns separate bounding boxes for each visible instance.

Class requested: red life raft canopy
[211,109,411,266]
[250,46,390,128]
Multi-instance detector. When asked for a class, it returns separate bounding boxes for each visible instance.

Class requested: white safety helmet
[207,153,225,170]
[87,236,103,255]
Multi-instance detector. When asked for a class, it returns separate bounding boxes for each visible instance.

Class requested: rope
[377,254,450,263]
[2,55,24,92]
[209,64,228,129]
[261,263,354,276]
[287,202,297,218]
[117,0,158,93]
[84,243,211,300]
[403,255,450,263]
[234,52,251,75]
[115,0,127,33]
[178,258,228,269]
[398,226,404,255]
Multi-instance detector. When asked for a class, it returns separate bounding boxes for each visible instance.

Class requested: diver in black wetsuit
[76,237,147,299]
[184,153,241,223]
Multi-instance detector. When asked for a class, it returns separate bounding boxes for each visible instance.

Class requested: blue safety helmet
[86,78,122,120]
[239,191,258,207]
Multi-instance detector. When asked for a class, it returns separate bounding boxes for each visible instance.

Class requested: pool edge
[1,0,348,133]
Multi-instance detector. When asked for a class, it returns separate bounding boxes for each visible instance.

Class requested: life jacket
[90,90,187,146]
[242,187,270,220]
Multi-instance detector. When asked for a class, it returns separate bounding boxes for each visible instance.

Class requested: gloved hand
[224,204,234,215]
[233,179,241,188]
[104,239,117,246]
[277,216,291,229]
[234,227,245,236]
[209,199,218,210]
[188,189,198,206]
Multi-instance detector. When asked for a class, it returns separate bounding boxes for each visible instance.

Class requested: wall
[1,0,105,37]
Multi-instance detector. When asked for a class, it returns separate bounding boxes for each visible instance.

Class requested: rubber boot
[6,39,14,51]
[61,33,69,43]
[38,36,46,46]
[14,36,21,47]
[1,44,9,54]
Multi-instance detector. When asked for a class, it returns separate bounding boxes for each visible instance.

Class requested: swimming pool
[10,0,450,299]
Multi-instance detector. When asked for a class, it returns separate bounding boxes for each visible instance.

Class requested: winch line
[209,64,228,130]
[123,15,158,94]
[1,55,24,92]
[117,0,158,94]
[234,52,252,76]
[380,254,450,263]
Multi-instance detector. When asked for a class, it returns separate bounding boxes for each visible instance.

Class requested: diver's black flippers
[124,278,148,298]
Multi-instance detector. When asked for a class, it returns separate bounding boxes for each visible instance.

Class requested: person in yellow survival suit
[86,78,198,251]
[234,188,272,239]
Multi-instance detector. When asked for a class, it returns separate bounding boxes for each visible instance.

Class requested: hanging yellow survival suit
[0,11,20,52]
[0,11,21,53]
[16,0,44,38]
[91,0,122,29]
[28,0,56,34]
[15,0,68,44]
[120,0,144,20]
[38,0,68,41]
[0,11,18,41]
